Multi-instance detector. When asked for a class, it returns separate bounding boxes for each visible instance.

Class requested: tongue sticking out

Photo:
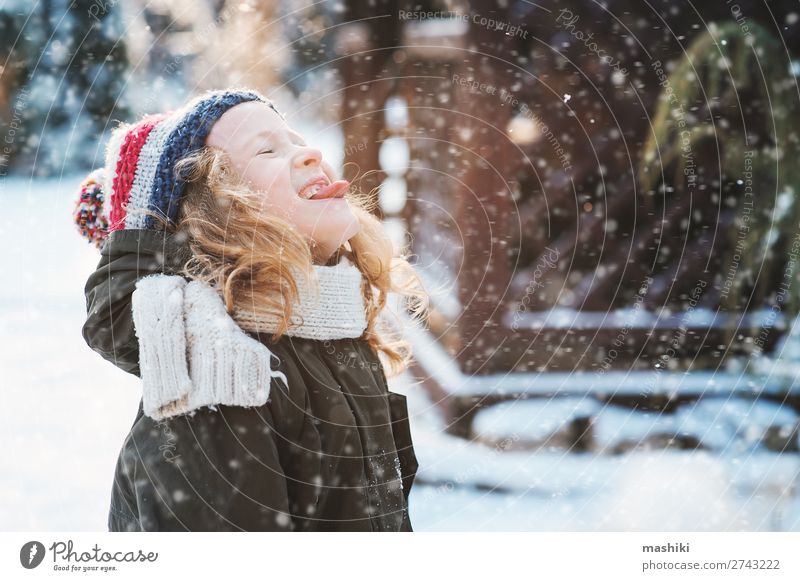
[309,179,349,200]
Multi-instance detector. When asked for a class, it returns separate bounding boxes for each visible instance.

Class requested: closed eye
[258,148,275,155]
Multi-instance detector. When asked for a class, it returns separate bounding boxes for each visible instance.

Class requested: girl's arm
[82,229,192,377]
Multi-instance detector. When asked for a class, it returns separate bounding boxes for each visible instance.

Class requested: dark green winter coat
[82,229,418,531]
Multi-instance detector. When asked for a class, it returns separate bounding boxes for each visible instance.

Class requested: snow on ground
[1,175,797,532]
[393,370,800,531]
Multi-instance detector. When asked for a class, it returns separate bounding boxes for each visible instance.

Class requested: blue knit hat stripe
[143,90,274,229]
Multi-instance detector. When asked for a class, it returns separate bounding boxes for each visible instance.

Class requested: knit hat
[73,88,283,249]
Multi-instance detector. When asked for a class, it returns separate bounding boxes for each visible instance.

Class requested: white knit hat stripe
[125,111,188,229]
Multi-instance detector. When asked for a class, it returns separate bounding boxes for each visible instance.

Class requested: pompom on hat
[73,88,283,249]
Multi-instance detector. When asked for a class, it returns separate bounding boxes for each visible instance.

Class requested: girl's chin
[301,197,355,216]
[326,222,361,245]
[320,219,361,246]
[317,205,358,226]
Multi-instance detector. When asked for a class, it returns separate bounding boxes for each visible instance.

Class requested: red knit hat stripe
[108,114,168,231]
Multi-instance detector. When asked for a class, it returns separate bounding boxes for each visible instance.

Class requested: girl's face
[206,101,361,264]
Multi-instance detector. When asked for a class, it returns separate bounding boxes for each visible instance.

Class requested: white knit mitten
[131,274,289,420]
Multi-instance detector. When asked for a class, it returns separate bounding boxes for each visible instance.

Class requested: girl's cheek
[262,172,296,202]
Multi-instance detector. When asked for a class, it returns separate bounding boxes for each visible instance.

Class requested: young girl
[74,88,428,532]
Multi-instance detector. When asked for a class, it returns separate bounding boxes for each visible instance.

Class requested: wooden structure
[331,0,800,452]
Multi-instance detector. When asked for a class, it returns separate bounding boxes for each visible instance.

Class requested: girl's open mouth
[300,179,350,200]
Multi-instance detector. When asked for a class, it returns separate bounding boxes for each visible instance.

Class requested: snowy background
[1,0,799,531]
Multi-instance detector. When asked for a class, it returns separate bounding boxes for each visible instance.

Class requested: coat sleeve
[82,229,192,377]
[109,376,304,532]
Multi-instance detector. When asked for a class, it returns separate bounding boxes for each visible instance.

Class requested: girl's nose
[294,146,322,168]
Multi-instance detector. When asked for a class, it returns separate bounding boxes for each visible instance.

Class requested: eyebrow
[248,129,306,150]
[248,129,275,149]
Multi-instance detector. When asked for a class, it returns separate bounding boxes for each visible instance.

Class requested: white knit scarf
[131,255,368,420]
[232,254,368,340]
